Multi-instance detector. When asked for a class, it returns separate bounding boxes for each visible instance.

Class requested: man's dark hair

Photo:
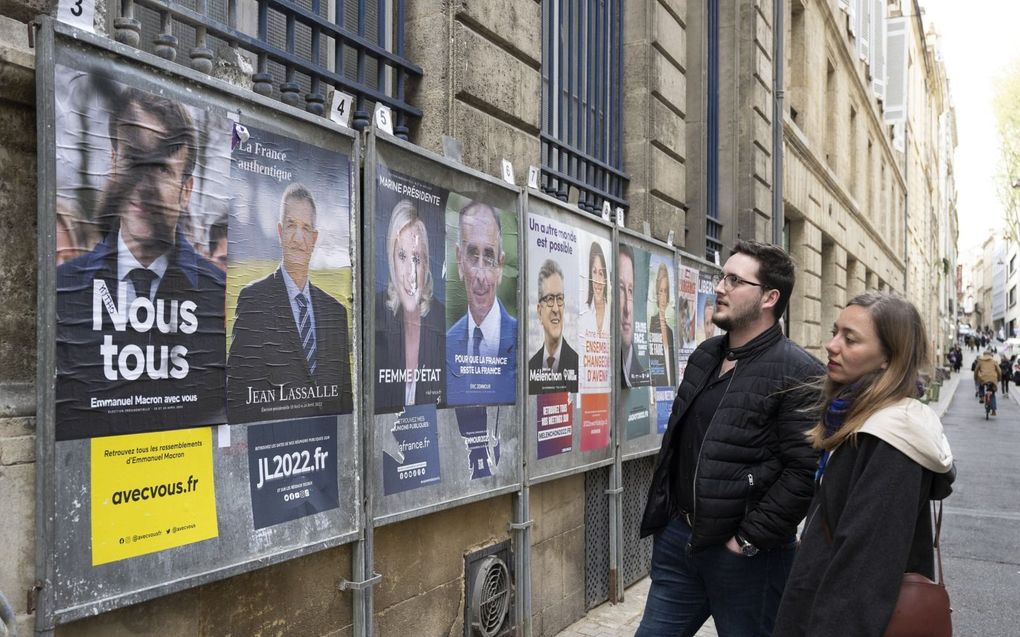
[731,240,795,319]
[108,87,198,181]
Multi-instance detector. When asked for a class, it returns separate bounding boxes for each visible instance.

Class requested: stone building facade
[0,1,956,636]
[781,0,956,361]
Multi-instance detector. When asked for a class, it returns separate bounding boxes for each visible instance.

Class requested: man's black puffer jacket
[640,322,824,550]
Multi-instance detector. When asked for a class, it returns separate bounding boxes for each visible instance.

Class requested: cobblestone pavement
[554,361,961,637]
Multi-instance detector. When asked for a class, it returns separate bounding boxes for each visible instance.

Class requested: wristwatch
[735,533,759,557]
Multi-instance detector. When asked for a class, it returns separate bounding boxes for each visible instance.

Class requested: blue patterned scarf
[815,393,853,484]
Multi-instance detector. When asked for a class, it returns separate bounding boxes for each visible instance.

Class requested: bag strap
[933,500,945,585]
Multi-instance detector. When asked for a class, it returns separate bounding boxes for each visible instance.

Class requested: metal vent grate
[621,457,655,586]
[464,541,514,637]
[584,466,611,609]
[470,556,510,637]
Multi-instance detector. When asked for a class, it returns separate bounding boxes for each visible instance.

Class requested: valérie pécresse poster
[226,125,354,425]
[53,65,230,441]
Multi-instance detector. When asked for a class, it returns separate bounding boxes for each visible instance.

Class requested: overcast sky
[921,0,1020,256]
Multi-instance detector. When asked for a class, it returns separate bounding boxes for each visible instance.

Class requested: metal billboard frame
[522,188,618,487]
[362,130,525,529]
[616,226,679,462]
[35,17,365,629]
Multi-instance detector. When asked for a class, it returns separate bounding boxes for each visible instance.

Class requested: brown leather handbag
[820,501,952,636]
[882,501,952,637]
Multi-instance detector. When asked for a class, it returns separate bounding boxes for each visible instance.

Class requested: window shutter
[884,16,908,123]
[839,0,850,12]
[859,0,871,63]
[848,0,858,36]
[872,0,886,100]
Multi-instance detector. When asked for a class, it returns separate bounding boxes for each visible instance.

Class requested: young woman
[774,293,955,637]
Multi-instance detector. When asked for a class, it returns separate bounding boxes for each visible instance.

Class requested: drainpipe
[772,0,785,247]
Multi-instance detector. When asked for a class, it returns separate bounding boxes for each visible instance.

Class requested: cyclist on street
[974,349,1001,416]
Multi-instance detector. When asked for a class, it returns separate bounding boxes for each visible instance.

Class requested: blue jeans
[636,517,797,637]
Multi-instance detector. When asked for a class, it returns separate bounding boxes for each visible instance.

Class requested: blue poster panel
[226,126,354,424]
[382,403,442,494]
[247,416,340,529]
[444,195,519,406]
[373,168,449,415]
[53,65,231,440]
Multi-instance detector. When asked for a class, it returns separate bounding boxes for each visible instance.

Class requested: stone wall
[0,16,38,637]
[623,0,688,246]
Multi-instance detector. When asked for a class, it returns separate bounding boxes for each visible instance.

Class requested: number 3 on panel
[58,0,94,31]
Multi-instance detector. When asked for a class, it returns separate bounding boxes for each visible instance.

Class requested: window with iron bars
[111,0,420,137]
[705,0,722,263]
[540,0,628,215]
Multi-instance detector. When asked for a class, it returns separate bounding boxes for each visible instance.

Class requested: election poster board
[696,270,720,343]
[526,191,615,482]
[37,23,361,626]
[619,231,678,459]
[676,264,699,384]
[226,126,355,424]
[367,132,521,525]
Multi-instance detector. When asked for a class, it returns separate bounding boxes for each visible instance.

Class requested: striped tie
[295,293,317,376]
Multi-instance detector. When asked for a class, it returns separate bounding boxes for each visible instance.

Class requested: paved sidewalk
[553,577,717,637]
[555,358,963,637]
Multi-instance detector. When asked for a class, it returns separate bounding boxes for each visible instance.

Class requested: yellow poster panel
[91,427,218,566]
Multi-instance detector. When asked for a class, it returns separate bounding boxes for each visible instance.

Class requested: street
[559,350,1020,637]
[941,352,1020,636]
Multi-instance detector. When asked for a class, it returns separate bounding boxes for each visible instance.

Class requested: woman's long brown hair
[808,292,930,450]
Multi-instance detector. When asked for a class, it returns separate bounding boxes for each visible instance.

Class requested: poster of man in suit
[444,196,518,406]
[54,66,230,440]
[526,213,579,395]
[226,126,353,424]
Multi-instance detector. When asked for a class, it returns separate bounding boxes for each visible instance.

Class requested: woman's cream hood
[857,397,954,473]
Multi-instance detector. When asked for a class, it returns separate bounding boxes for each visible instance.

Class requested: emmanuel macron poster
[53,66,230,440]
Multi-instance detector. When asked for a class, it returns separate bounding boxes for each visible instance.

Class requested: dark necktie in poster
[226,126,354,424]
[247,416,340,529]
[382,404,442,494]
[444,195,519,407]
[373,168,449,415]
[53,66,229,440]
